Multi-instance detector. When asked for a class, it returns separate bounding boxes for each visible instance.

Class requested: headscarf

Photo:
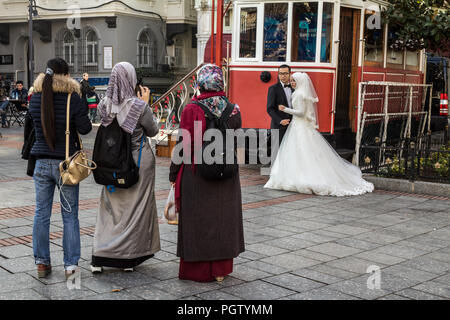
[97,62,146,133]
[196,64,229,117]
[292,72,319,129]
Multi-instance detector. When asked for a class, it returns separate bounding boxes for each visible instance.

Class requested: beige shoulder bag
[59,93,97,186]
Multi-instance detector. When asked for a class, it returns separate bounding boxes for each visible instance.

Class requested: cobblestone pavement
[0,125,449,300]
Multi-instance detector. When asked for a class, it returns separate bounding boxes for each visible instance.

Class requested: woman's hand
[278,105,286,111]
[170,181,176,187]
[138,85,151,104]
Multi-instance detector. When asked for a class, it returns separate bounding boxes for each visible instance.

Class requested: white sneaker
[123,268,134,272]
[90,265,103,274]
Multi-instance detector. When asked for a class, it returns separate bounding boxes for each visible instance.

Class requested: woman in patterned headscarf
[91,62,161,273]
[169,64,245,282]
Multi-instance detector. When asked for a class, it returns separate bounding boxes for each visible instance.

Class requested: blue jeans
[33,159,81,268]
[0,101,8,125]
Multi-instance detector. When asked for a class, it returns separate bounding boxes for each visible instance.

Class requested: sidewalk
[0,126,449,300]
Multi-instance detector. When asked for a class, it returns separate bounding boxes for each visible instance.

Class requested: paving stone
[0,256,36,273]
[377,294,411,300]
[434,273,450,285]
[238,250,267,261]
[231,264,272,282]
[94,270,159,288]
[428,227,450,242]
[292,249,337,262]
[221,280,295,300]
[382,265,440,283]
[353,231,403,245]
[284,287,360,300]
[2,226,33,237]
[239,261,290,275]
[152,278,222,299]
[324,257,385,275]
[32,282,97,300]
[79,291,142,300]
[243,230,277,244]
[264,237,317,251]
[333,238,382,251]
[308,243,362,258]
[354,251,406,266]
[400,257,450,275]
[291,268,343,284]
[0,273,48,294]
[263,273,325,293]
[0,289,48,300]
[291,231,340,243]
[324,224,370,236]
[396,288,447,300]
[81,277,124,294]
[196,291,241,300]
[261,253,321,271]
[245,243,289,257]
[0,218,33,228]
[412,281,450,299]
[371,244,428,260]
[328,279,391,300]
[312,264,359,280]
[353,272,421,292]
[137,261,180,281]
[0,244,33,259]
[127,285,178,300]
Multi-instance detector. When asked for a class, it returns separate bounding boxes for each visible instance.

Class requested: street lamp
[28,0,38,88]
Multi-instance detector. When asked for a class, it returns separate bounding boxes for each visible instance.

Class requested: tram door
[335,7,360,137]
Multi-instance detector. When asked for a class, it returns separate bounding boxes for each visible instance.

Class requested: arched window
[63,32,75,66]
[85,29,98,66]
[138,31,156,68]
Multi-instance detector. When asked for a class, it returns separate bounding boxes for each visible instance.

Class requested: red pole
[210,0,215,64]
[215,0,224,67]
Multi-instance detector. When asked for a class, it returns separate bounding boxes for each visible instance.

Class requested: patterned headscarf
[98,62,146,133]
[197,64,229,117]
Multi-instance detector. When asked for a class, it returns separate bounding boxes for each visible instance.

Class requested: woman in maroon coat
[169,64,245,282]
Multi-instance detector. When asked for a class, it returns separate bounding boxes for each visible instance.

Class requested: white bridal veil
[292,72,319,129]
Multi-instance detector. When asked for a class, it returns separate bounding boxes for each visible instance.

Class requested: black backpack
[193,101,239,180]
[92,118,143,189]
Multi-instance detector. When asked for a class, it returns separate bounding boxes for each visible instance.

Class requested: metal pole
[215,0,224,67]
[28,0,34,88]
[211,0,215,64]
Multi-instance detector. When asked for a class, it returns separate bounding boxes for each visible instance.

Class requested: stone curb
[364,175,450,198]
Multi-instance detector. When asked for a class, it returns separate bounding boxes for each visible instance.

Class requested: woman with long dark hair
[28,58,92,279]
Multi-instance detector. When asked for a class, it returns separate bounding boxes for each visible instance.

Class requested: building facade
[0,0,197,93]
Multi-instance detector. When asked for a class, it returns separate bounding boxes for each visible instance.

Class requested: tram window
[364,10,384,65]
[320,2,334,63]
[291,2,319,62]
[239,7,258,59]
[387,25,403,66]
[263,3,288,62]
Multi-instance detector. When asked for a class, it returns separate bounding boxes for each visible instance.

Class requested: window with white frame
[85,30,98,66]
[63,31,75,66]
[236,1,335,64]
[138,31,156,68]
[239,7,258,59]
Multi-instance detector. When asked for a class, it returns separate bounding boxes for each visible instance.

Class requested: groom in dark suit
[267,65,293,151]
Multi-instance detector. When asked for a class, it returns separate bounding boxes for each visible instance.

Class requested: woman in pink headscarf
[169,64,245,282]
[91,62,161,273]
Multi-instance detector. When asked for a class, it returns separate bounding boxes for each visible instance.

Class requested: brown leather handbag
[59,93,96,186]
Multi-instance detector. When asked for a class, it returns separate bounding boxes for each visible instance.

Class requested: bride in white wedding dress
[264,72,374,197]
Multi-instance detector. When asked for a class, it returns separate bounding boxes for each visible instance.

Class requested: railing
[150,60,231,143]
[151,63,205,134]
[360,128,449,184]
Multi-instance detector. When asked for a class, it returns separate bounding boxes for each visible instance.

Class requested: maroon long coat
[169,92,245,262]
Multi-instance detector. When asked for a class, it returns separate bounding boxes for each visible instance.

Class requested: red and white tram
[207,0,426,149]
